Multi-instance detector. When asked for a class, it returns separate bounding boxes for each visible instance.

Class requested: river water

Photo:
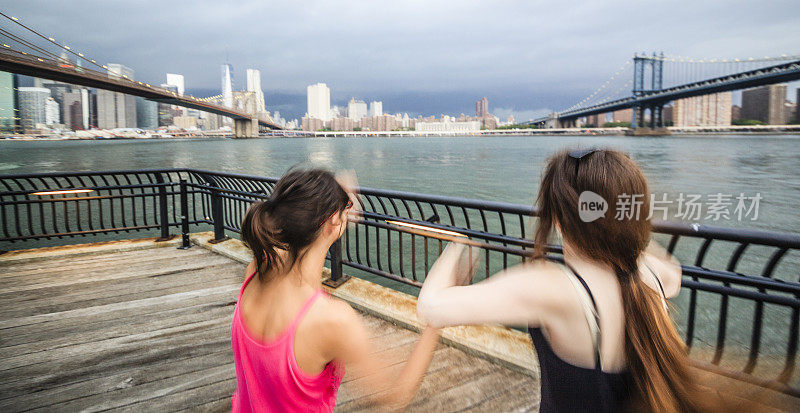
[1,134,798,232]
[2,134,799,381]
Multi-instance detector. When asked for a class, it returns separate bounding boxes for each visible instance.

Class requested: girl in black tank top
[417,149,703,412]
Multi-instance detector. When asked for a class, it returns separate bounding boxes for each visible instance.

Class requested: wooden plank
[0,349,234,411]
[113,378,236,413]
[0,254,235,294]
[1,302,234,358]
[0,247,210,280]
[0,256,242,308]
[461,378,539,412]
[26,364,236,412]
[181,397,231,413]
[2,317,232,373]
[0,263,242,320]
[0,284,239,329]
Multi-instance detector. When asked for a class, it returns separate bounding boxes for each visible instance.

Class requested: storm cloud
[6,0,800,120]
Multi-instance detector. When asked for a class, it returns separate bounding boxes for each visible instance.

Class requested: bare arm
[417,242,561,329]
[640,239,683,298]
[325,301,440,409]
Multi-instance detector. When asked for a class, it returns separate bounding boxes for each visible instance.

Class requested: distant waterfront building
[731,105,741,121]
[104,64,137,128]
[329,116,355,131]
[415,119,481,132]
[306,83,331,122]
[347,98,367,121]
[301,115,324,131]
[18,87,50,131]
[741,84,787,124]
[221,63,234,108]
[246,69,266,113]
[62,91,85,130]
[165,73,185,95]
[672,92,732,127]
[173,115,197,129]
[475,97,489,117]
[368,101,383,117]
[136,97,158,129]
[361,114,398,131]
[0,71,19,133]
[612,109,633,123]
[45,97,60,125]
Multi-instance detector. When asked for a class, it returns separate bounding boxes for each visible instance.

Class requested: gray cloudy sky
[6,0,800,120]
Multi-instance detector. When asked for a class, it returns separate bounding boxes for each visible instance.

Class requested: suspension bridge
[525,52,800,133]
[0,13,282,136]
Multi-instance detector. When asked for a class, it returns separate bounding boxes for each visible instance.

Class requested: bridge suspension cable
[565,60,632,112]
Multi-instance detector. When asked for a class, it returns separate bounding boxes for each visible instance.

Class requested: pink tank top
[230,270,344,412]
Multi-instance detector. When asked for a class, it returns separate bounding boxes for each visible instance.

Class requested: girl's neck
[264,239,329,292]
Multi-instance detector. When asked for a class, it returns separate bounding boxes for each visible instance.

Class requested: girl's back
[231,267,343,412]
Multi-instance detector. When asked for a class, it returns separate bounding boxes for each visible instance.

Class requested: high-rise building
[221,63,234,108]
[246,69,266,113]
[741,84,787,124]
[103,64,137,128]
[136,97,158,129]
[165,73,185,95]
[672,92,732,127]
[45,97,60,125]
[347,98,367,121]
[0,71,19,133]
[476,97,489,117]
[62,91,85,130]
[40,81,71,122]
[18,87,50,131]
[368,101,383,117]
[307,83,331,121]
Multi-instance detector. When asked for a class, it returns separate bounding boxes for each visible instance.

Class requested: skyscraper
[221,63,234,108]
[246,69,266,113]
[347,98,367,121]
[136,97,158,130]
[741,84,787,124]
[369,101,383,117]
[45,97,60,125]
[0,71,18,133]
[62,91,85,130]
[165,73,185,95]
[18,87,50,131]
[103,63,137,128]
[476,97,489,117]
[307,83,331,121]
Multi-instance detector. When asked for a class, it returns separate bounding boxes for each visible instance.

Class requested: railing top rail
[3,168,800,248]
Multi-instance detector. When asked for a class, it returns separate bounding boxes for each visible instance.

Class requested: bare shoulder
[305,294,361,332]
[501,260,576,308]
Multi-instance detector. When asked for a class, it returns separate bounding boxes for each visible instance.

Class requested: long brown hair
[531,148,709,412]
[241,167,349,282]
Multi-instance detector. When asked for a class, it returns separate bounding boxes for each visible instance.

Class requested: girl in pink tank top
[231,270,343,412]
[232,168,439,412]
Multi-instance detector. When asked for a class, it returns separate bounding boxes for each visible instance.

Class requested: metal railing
[1,168,798,394]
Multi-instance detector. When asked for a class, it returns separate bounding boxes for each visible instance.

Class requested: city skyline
[5,1,799,121]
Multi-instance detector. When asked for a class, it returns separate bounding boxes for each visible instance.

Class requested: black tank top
[528,264,633,412]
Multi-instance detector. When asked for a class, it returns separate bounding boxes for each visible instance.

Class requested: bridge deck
[0,244,537,412]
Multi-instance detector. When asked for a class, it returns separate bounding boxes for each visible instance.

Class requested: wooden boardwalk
[0,245,537,412]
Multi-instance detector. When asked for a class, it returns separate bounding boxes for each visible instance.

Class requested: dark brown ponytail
[241,168,349,282]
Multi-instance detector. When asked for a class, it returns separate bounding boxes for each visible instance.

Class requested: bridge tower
[631,52,665,131]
